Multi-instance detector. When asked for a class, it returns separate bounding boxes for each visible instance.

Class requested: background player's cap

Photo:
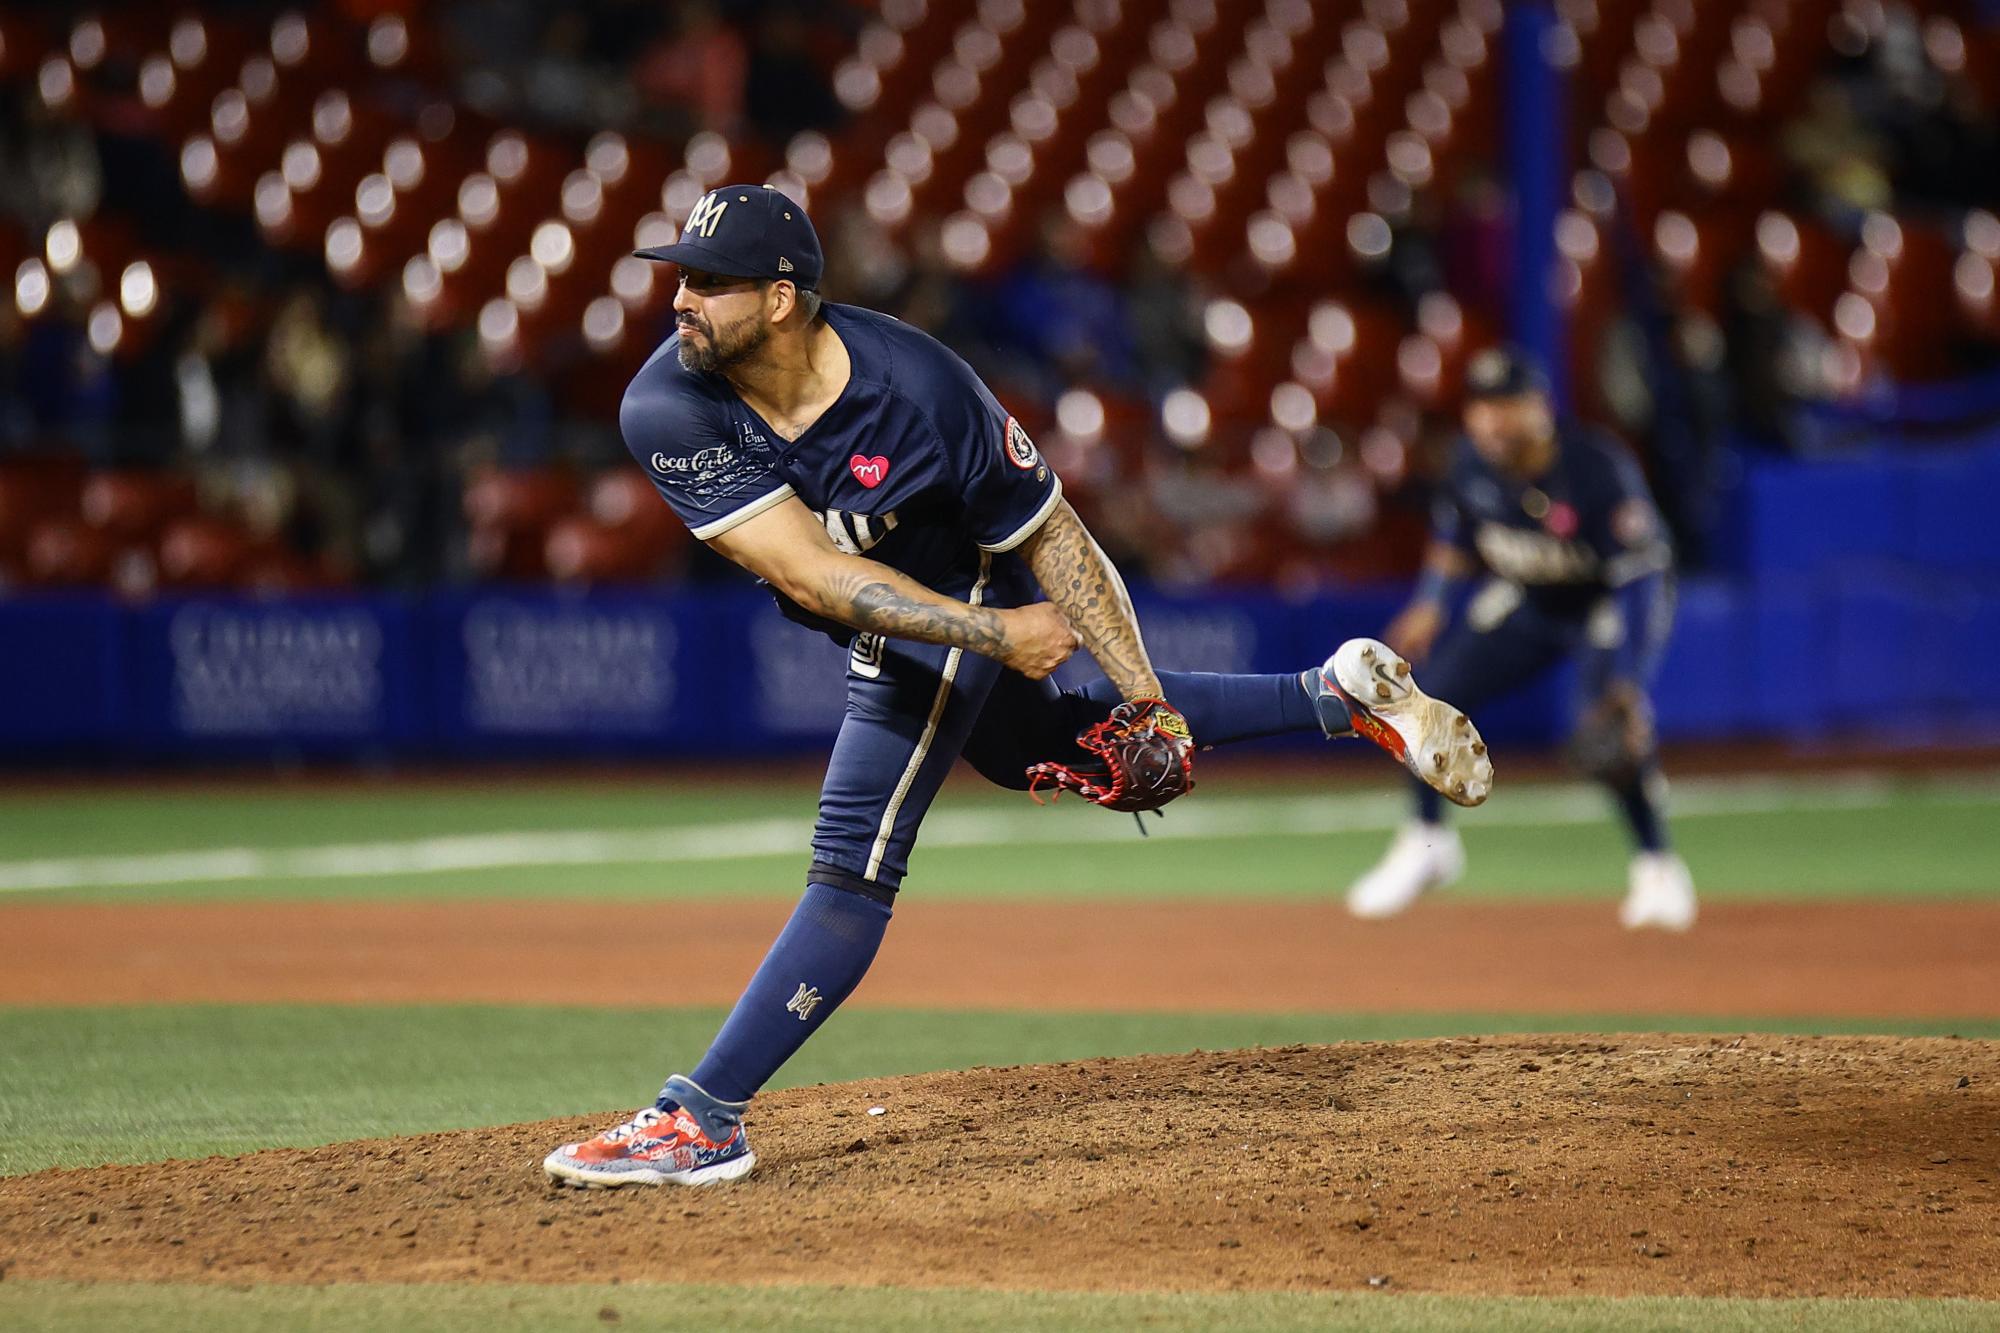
[635,184,823,290]
[1464,345,1551,401]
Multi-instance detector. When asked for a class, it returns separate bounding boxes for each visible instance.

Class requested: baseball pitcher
[543,186,1494,1187]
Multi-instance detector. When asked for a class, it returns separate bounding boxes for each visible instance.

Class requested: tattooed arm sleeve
[707,493,1014,655]
[1017,500,1163,700]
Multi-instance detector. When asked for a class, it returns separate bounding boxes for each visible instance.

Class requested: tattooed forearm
[818,563,1010,655]
[1020,501,1161,699]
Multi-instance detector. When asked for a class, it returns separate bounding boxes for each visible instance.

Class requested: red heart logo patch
[849,454,890,488]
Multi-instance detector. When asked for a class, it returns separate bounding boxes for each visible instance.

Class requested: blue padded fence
[3,439,1998,762]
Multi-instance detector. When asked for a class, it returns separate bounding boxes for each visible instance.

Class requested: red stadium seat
[80,471,199,545]
[0,458,87,568]
[156,516,257,590]
[462,466,581,581]
[22,517,113,589]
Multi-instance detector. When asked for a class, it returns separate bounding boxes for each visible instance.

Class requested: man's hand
[1385,601,1446,664]
[998,602,1080,679]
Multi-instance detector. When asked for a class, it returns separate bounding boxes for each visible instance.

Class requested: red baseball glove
[1025,699,1196,814]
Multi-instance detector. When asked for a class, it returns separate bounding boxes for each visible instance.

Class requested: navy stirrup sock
[1612,768,1670,853]
[673,881,891,1110]
[1076,671,1323,745]
[1414,775,1446,825]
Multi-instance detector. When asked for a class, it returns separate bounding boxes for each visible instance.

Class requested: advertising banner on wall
[430,590,697,753]
[124,596,417,754]
[7,570,1990,763]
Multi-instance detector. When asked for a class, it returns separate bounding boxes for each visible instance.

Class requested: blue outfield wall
[2,439,1997,762]
[0,570,1996,764]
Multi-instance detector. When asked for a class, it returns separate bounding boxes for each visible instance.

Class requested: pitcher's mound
[4,1035,1994,1297]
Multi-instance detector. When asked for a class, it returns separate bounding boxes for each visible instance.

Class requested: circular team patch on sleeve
[1003,416,1041,471]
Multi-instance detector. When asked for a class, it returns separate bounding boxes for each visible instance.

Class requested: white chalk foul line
[0,773,1994,895]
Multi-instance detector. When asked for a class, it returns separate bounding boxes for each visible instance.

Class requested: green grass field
[4,1282,1994,1333]
[4,771,1996,902]
[4,770,1997,1330]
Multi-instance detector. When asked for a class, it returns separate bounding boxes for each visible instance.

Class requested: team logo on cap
[1002,416,1040,471]
[684,191,729,239]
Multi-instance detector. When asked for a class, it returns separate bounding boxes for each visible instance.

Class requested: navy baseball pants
[674,618,1323,1110]
[809,631,1319,899]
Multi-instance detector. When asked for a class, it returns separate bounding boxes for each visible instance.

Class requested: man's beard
[676,311,770,372]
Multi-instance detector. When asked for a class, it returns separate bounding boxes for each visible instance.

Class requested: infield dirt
[3,1036,1994,1298]
[4,900,1996,1015]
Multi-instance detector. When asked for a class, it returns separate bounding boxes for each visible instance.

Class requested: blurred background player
[1349,348,1694,931]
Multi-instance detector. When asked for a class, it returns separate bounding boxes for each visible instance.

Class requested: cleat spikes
[1326,636,1492,809]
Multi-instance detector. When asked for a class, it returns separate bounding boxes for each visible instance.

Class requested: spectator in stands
[888,221,985,363]
[173,288,265,461]
[1719,262,1800,449]
[14,285,113,457]
[1145,445,1268,588]
[0,92,101,226]
[993,214,1138,403]
[263,288,353,468]
[1439,170,1510,330]
[438,0,544,110]
[523,11,613,129]
[1125,228,1207,402]
[1783,81,1893,223]
[745,6,841,146]
[636,1,749,135]
[1865,17,1999,210]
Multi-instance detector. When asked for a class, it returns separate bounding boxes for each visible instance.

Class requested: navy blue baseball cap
[635,183,823,290]
[1464,345,1551,401]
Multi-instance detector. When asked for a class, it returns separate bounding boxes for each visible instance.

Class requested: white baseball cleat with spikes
[1320,638,1494,807]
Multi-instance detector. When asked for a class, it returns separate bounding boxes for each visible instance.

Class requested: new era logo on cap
[778,257,793,272]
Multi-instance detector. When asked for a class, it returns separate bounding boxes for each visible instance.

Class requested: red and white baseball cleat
[1317,638,1494,807]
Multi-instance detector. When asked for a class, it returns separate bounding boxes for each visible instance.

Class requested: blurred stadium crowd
[1,0,1997,601]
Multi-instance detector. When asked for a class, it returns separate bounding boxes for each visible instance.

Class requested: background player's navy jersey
[1432,425,1672,613]
[619,303,1061,633]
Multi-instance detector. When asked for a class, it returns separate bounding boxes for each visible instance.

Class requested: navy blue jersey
[1433,425,1672,612]
[620,303,1061,628]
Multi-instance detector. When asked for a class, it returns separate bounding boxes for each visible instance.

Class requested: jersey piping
[977,478,1064,554]
[864,550,992,879]
[686,483,798,541]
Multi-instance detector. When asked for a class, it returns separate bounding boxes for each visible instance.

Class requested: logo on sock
[785,983,823,1021]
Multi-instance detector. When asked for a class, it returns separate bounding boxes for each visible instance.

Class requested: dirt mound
[3,1036,1994,1297]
